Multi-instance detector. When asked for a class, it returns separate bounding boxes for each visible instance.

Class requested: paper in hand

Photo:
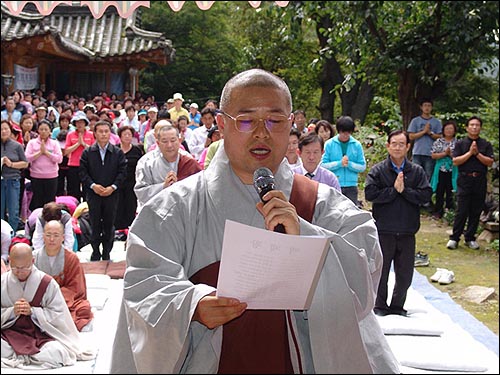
[216,220,330,310]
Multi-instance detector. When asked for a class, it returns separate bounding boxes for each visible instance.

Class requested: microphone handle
[259,183,286,234]
[274,223,286,233]
[258,185,286,233]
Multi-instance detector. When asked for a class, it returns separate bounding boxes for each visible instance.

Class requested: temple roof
[1,2,175,64]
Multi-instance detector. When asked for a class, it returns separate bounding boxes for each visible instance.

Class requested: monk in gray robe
[134,121,202,208]
[1,243,94,369]
[111,69,399,374]
[34,220,93,331]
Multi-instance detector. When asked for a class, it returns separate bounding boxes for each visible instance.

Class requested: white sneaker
[438,270,455,285]
[430,268,448,282]
[465,240,480,250]
[446,240,458,249]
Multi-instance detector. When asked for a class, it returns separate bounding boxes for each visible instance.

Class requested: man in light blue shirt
[407,98,442,181]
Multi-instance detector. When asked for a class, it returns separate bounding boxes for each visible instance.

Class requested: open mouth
[251,148,270,155]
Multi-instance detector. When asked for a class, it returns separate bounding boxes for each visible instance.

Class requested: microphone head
[253,167,276,198]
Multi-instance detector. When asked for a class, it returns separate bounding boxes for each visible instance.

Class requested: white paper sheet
[216,220,330,310]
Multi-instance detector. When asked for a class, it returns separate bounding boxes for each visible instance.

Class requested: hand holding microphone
[253,167,299,235]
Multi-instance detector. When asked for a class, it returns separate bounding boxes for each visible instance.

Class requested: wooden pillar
[39,63,46,93]
[128,67,138,98]
[2,48,15,95]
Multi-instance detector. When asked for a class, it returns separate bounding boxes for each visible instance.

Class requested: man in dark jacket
[79,120,127,261]
[365,129,432,316]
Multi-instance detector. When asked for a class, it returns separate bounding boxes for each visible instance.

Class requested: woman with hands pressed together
[25,120,63,211]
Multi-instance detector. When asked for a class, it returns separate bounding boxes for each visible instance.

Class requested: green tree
[139,1,498,137]
[225,2,321,118]
[139,1,241,105]
[304,1,499,129]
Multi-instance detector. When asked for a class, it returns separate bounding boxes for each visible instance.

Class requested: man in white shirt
[188,107,217,161]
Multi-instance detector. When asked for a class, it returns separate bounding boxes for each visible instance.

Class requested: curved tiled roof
[1,3,175,63]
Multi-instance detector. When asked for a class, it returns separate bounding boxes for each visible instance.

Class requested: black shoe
[374,307,391,316]
[102,253,110,261]
[389,307,408,317]
[90,252,102,261]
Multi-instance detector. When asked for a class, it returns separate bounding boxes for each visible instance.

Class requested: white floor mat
[378,272,499,374]
[3,263,498,373]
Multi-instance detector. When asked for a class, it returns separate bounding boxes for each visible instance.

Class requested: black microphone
[253,167,286,233]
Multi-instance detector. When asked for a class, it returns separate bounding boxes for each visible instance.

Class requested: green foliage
[486,239,499,253]
[138,1,498,139]
[363,96,403,131]
[435,71,498,115]
[296,1,499,125]
[139,1,241,104]
[355,123,393,190]
[227,2,322,117]
[443,209,456,227]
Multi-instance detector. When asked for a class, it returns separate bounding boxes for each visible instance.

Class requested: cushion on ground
[106,260,126,279]
[81,260,108,275]
[376,312,444,336]
[386,335,489,372]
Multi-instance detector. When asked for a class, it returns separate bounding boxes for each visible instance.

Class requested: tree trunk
[318,57,339,123]
[316,15,340,124]
[340,80,359,117]
[397,68,420,130]
[315,15,374,125]
[344,80,374,125]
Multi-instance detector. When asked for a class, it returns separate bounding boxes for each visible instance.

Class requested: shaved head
[44,220,65,235]
[9,243,34,281]
[43,220,65,254]
[9,243,33,262]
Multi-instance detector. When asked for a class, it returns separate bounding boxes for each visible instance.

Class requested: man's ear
[216,113,225,132]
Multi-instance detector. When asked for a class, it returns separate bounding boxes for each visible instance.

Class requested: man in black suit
[79,120,127,261]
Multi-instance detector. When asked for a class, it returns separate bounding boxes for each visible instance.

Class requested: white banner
[14,64,39,91]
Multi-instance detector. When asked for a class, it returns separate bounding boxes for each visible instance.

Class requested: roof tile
[1,3,174,63]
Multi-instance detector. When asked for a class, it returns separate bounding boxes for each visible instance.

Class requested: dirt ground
[414,215,499,335]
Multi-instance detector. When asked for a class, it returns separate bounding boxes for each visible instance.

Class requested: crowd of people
[1,89,217,239]
[1,70,495,372]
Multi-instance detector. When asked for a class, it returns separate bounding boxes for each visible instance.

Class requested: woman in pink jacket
[25,119,63,211]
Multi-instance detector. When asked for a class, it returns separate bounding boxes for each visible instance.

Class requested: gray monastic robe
[110,143,399,374]
[1,266,95,369]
